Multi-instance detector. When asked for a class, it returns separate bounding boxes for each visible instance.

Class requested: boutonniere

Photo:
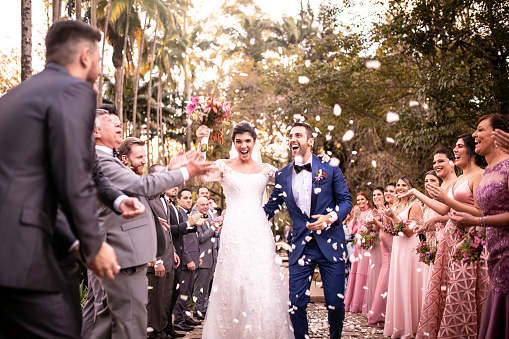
[313,169,327,184]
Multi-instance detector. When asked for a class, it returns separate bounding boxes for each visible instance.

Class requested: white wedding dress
[201,160,294,339]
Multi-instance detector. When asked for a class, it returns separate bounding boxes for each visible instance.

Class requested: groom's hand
[307,214,333,231]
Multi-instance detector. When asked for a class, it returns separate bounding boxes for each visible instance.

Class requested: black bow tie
[112,148,119,158]
[294,163,312,174]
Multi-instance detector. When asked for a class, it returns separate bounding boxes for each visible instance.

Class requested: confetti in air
[333,104,342,116]
[386,111,400,123]
[372,160,377,168]
[298,76,310,84]
[342,130,355,142]
[305,60,311,67]
[365,60,381,69]
[386,137,395,144]
[329,158,340,167]
[409,100,420,107]
[240,73,248,77]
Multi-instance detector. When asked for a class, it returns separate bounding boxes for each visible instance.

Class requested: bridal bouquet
[186,96,232,151]
[359,230,380,250]
[453,228,487,263]
[413,239,437,265]
[381,222,406,236]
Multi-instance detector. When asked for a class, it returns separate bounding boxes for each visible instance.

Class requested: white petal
[342,130,355,141]
[386,111,400,123]
[333,104,342,116]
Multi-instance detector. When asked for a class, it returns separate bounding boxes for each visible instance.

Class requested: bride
[197,122,294,339]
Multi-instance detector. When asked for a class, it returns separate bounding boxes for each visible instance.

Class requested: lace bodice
[474,158,509,292]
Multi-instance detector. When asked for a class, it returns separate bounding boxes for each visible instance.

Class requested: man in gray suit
[193,197,222,318]
[0,20,119,338]
[173,189,205,331]
[91,111,211,339]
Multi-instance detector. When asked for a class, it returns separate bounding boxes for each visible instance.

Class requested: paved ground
[176,307,386,339]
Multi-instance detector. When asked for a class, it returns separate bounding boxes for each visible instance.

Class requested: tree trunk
[97,0,111,105]
[75,0,82,21]
[146,35,157,168]
[132,16,148,137]
[156,72,163,163]
[52,0,61,23]
[116,2,131,134]
[90,0,97,28]
[183,14,192,151]
[21,0,32,82]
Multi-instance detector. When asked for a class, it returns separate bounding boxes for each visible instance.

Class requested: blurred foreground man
[0,20,119,338]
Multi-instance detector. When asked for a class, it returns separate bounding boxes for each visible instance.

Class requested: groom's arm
[263,171,284,220]
[331,166,352,223]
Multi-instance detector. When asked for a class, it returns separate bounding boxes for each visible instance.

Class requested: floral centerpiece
[453,227,487,263]
[381,222,406,236]
[359,230,380,250]
[413,239,437,265]
[186,96,232,151]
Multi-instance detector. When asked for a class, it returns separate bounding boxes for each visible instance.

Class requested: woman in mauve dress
[451,113,509,339]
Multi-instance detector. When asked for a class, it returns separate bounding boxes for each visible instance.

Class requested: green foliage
[79,280,88,311]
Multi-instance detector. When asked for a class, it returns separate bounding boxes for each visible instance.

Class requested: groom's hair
[291,122,313,139]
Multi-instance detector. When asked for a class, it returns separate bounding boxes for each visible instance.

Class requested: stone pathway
[178,307,386,338]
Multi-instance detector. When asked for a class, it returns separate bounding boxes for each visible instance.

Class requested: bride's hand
[196,125,211,139]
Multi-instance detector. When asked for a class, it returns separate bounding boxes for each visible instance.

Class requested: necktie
[112,148,119,158]
[294,163,312,174]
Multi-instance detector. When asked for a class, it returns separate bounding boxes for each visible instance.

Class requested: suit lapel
[311,155,318,216]
[285,164,298,212]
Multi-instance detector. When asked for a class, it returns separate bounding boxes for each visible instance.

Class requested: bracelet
[479,217,486,228]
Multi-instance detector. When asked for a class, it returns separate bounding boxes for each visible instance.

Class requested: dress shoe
[174,322,193,332]
[194,313,205,320]
[185,318,201,326]
[164,328,185,338]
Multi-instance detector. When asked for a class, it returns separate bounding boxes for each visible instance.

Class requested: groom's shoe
[185,318,201,326]
[193,312,205,320]
[174,323,193,332]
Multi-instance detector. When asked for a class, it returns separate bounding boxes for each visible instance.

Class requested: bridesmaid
[362,187,384,315]
[383,177,425,339]
[412,171,443,295]
[451,113,509,339]
[367,185,394,327]
[344,192,373,312]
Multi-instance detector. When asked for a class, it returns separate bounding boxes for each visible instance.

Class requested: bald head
[196,197,210,215]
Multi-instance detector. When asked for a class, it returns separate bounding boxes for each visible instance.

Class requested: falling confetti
[349,120,354,124]
[409,100,420,107]
[352,151,357,155]
[147,327,154,333]
[240,72,248,77]
[315,115,321,121]
[333,104,342,116]
[386,137,395,143]
[327,125,334,131]
[342,130,355,141]
[293,114,302,120]
[298,258,305,266]
[386,111,400,123]
[329,157,340,167]
[250,38,256,45]
[365,60,381,69]
[314,188,322,194]
[371,160,377,168]
[305,60,311,67]
[298,76,310,84]
[326,134,332,141]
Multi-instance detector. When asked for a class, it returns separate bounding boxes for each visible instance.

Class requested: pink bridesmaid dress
[367,228,393,327]
[363,236,382,315]
[384,205,426,338]
[344,215,371,312]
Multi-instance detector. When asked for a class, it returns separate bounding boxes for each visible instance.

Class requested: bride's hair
[231,121,257,142]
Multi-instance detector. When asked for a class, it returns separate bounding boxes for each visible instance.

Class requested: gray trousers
[193,267,214,315]
[92,264,148,339]
[81,269,105,339]
[147,266,174,337]
[173,269,195,323]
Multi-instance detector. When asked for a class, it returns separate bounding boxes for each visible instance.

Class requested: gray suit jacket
[195,212,219,269]
[95,149,185,269]
[0,63,102,291]
[180,207,199,269]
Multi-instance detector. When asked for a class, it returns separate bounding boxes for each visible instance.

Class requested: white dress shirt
[292,156,313,217]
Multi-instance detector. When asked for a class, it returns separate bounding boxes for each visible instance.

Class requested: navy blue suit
[264,154,352,339]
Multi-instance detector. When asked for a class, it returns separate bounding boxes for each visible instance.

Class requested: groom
[264,122,352,339]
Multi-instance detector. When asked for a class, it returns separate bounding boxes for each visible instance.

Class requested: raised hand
[168,150,188,170]
[86,242,120,280]
[352,205,361,219]
[317,153,331,163]
[119,197,145,219]
[426,184,447,203]
[188,213,202,227]
[397,188,416,199]
[184,151,214,178]
[492,129,509,154]
[196,125,211,139]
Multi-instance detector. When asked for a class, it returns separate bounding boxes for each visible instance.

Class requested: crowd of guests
[342,113,509,339]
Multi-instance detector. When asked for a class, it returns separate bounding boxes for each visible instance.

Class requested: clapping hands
[411,214,425,234]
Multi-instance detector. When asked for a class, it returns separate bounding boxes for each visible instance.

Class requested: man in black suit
[0,20,119,338]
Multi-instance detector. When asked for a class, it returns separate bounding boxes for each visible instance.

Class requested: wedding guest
[383,176,425,339]
[362,188,383,315]
[450,113,509,339]
[344,192,373,312]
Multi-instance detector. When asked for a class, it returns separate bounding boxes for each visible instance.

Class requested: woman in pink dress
[451,114,509,339]
[367,183,396,327]
[406,137,488,339]
[362,187,384,315]
[383,177,426,339]
[344,192,373,312]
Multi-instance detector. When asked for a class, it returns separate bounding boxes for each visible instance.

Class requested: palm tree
[52,0,61,23]
[75,0,82,20]
[21,0,32,82]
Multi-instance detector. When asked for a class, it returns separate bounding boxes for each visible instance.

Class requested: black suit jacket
[148,196,175,271]
[0,63,103,291]
[168,203,194,262]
